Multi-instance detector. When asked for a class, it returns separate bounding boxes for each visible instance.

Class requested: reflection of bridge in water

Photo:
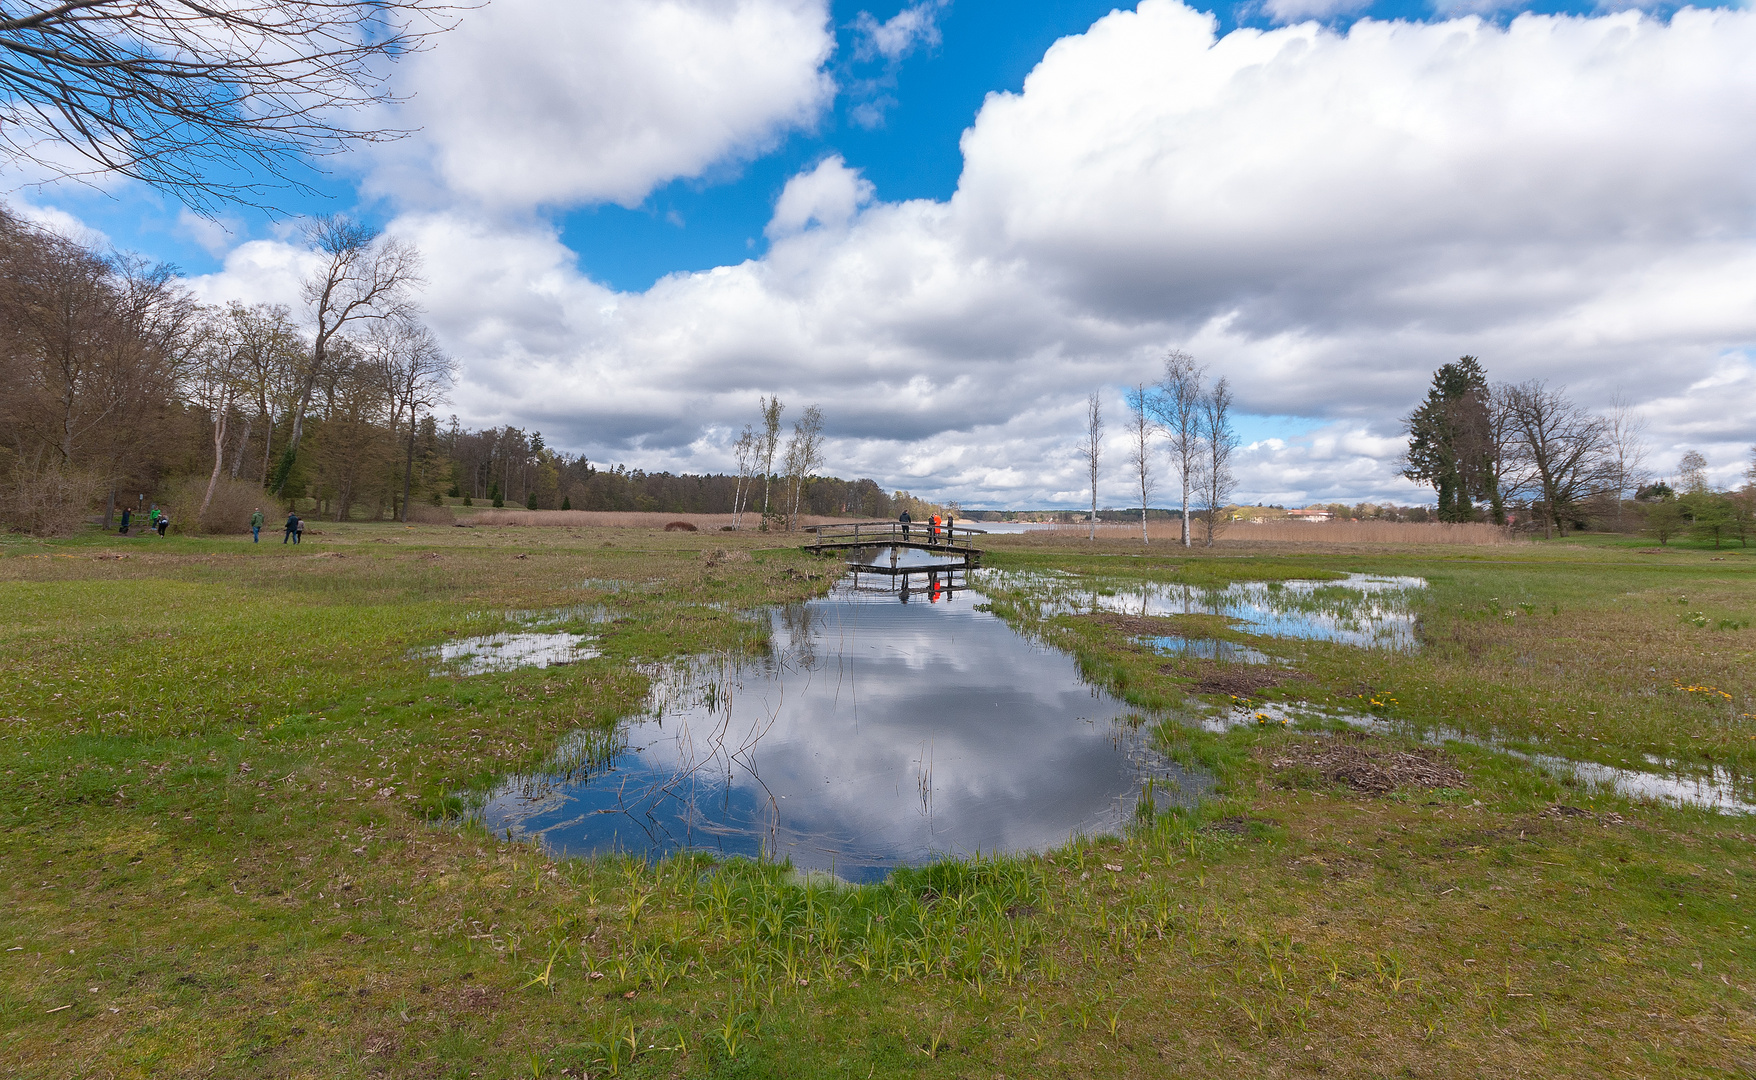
[803,520,984,596]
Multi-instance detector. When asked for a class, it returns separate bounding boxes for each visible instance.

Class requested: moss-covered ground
[1,524,1751,1077]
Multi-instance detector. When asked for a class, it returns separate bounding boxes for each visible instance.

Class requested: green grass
[1,525,1752,1077]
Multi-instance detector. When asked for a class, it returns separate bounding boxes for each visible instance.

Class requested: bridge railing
[802,520,985,550]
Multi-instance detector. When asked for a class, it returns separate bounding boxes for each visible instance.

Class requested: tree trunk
[401,405,415,523]
[230,412,253,479]
[198,401,229,521]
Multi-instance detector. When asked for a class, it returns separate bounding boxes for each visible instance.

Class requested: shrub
[664,520,698,532]
[0,456,101,536]
[164,477,264,535]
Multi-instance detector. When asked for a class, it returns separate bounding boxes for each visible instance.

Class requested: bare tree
[1501,380,1612,538]
[1155,350,1204,547]
[1676,450,1709,494]
[758,396,783,526]
[1,0,463,215]
[186,309,249,520]
[1603,392,1649,532]
[731,425,756,529]
[1198,377,1238,546]
[1125,382,1156,544]
[272,216,422,495]
[366,319,454,521]
[782,405,825,531]
[1076,391,1102,540]
[222,301,304,482]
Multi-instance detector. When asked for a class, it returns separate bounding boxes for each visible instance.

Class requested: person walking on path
[898,509,911,540]
[283,511,299,544]
[250,508,264,543]
[155,512,170,537]
[118,508,131,535]
[294,515,304,544]
[930,513,941,545]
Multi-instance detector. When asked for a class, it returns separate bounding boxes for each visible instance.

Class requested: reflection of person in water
[930,576,942,603]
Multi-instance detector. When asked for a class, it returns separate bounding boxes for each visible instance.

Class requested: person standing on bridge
[899,509,911,540]
[929,514,940,545]
[945,510,954,542]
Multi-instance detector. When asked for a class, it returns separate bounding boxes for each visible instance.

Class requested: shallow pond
[480,581,1207,880]
[980,570,1426,651]
[1238,700,1756,815]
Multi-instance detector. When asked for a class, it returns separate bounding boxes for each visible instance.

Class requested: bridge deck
[802,521,985,567]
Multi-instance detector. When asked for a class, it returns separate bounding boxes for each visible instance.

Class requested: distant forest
[0,203,936,533]
[443,423,921,519]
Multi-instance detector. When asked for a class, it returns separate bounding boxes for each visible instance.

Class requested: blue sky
[13,0,1755,506]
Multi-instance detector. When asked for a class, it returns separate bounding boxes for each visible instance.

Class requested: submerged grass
[0,524,1752,1077]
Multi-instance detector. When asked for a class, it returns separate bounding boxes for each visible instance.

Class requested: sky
[8,0,1756,508]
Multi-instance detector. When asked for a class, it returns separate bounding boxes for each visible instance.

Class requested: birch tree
[1076,391,1103,540]
[1155,350,1204,546]
[1125,382,1156,544]
[1603,393,1650,532]
[1198,377,1238,546]
[758,396,783,526]
[782,405,825,531]
[731,425,756,528]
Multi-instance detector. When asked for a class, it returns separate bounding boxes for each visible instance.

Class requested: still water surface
[481,581,1206,880]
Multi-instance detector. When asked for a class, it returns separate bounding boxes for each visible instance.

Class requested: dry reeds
[1004,519,1515,545]
[1226,519,1515,544]
[462,509,844,531]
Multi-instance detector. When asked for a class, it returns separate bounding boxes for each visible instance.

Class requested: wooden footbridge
[802,520,985,578]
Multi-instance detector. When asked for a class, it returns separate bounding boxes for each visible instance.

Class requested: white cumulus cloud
[183,1,1756,504]
[373,0,836,210]
[766,156,876,238]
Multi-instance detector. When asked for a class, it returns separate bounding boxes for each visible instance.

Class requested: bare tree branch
[0,0,468,214]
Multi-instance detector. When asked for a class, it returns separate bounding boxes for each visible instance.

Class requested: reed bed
[1009,519,1517,545]
[461,509,845,530]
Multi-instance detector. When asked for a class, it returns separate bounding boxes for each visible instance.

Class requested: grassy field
[1,523,1751,1078]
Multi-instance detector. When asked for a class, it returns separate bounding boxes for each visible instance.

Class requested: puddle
[979,570,1425,651]
[425,605,608,674]
[1139,636,1270,664]
[479,582,1209,880]
[1231,701,1756,815]
[434,633,600,675]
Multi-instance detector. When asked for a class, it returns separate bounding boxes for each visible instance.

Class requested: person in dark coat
[284,511,299,544]
[118,508,131,535]
[899,509,911,540]
[155,512,169,536]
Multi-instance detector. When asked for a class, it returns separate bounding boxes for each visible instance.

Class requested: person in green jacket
[250,508,264,543]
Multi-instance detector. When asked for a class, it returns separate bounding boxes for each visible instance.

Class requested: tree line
[1401,356,1754,544]
[0,204,931,536]
[0,203,461,533]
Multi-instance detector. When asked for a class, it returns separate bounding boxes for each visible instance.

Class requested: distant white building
[1286,507,1332,522]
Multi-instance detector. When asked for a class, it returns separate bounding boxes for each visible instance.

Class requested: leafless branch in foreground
[1,0,466,214]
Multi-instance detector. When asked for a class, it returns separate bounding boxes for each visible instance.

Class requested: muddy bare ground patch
[1175,662,1309,697]
[1085,611,1231,637]
[1262,733,1466,794]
